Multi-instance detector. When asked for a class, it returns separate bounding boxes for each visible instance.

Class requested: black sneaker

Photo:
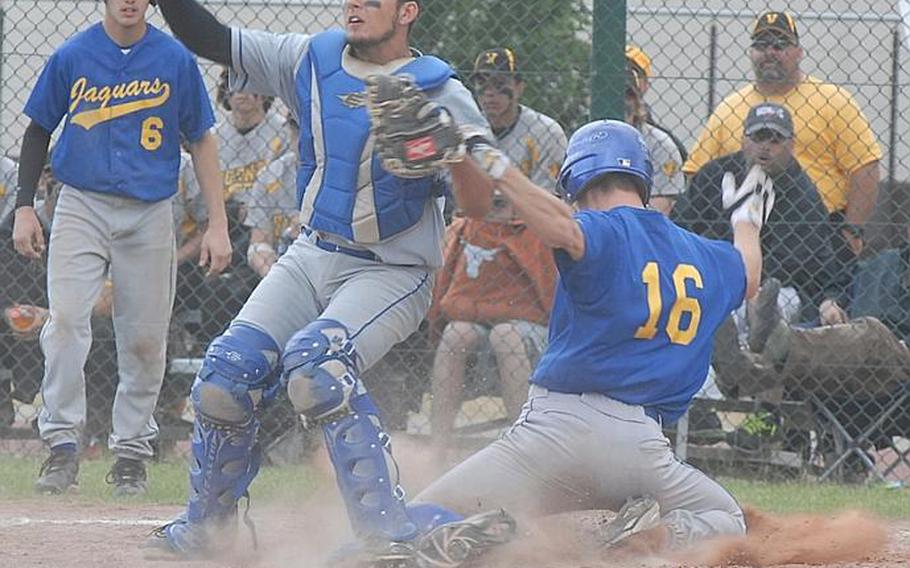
[35,449,79,494]
[106,457,148,497]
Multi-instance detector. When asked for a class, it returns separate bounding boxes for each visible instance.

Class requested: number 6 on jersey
[141,116,163,151]
[634,261,703,346]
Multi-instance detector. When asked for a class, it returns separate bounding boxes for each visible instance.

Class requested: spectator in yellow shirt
[683,11,881,259]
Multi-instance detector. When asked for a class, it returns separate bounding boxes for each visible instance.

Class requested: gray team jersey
[640,123,684,198]
[215,112,289,202]
[0,157,17,224]
[498,105,567,191]
[244,151,299,245]
[229,28,492,268]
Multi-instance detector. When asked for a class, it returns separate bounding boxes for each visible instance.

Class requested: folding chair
[810,384,910,483]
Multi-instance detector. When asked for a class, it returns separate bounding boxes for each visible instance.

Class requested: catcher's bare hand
[364,73,465,179]
[12,207,46,260]
[199,223,232,276]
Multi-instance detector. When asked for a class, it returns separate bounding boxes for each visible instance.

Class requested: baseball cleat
[600,496,662,549]
[143,516,212,560]
[106,457,148,497]
[339,509,517,568]
[413,509,517,568]
[35,449,79,495]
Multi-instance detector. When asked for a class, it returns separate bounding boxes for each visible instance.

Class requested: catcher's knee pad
[282,319,360,425]
[185,324,280,524]
[192,324,281,423]
[324,392,418,542]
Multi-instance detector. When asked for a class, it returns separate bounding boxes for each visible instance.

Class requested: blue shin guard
[283,319,417,544]
[323,393,418,543]
[150,324,280,555]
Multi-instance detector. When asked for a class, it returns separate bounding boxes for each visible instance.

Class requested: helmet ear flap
[557,166,572,201]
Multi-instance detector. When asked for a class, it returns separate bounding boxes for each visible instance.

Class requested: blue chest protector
[295,29,454,243]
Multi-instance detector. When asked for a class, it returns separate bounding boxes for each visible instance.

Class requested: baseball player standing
[147,0,514,564]
[410,120,772,553]
[470,48,567,189]
[13,0,231,496]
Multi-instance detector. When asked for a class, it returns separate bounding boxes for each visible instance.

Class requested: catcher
[147,1,520,566]
[365,77,774,561]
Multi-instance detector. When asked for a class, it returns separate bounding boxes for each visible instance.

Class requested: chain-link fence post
[591,0,626,121]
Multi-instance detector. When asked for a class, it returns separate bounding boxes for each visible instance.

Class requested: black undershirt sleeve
[157,0,232,66]
[15,121,52,209]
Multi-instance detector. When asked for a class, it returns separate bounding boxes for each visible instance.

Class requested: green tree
[413,0,592,133]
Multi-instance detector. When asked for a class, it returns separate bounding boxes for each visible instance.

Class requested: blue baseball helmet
[557,120,653,203]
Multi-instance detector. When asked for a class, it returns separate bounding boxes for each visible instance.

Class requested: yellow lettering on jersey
[69,76,172,130]
[223,160,268,198]
[520,138,541,177]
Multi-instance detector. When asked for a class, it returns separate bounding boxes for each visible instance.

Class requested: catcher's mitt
[364,74,465,179]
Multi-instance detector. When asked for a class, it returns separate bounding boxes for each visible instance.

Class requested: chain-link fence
[0,1,908,486]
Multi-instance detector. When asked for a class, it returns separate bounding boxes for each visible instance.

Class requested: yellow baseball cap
[625,44,652,78]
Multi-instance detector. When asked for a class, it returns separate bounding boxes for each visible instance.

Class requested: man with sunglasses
[683,11,881,265]
[674,103,849,398]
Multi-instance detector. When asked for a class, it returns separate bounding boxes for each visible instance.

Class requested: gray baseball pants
[234,232,433,376]
[38,186,175,459]
[414,384,746,548]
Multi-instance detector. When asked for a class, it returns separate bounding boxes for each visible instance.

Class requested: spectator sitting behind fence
[625,65,683,215]
[683,10,882,265]
[673,102,850,401]
[0,155,44,428]
[625,44,688,163]
[245,112,301,279]
[428,191,556,458]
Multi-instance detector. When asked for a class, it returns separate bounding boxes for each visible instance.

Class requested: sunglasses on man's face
[749,129,788,144]
[751,37,795,51]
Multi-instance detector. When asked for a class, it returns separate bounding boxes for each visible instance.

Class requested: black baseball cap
[751,11,799,44]
[744,103,794,138]
[473,48,520,77]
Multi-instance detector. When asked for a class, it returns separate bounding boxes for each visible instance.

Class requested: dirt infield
[1,438,907,567]
[0,499,906,568]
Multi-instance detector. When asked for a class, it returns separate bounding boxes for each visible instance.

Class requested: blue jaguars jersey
[24,23,215,202]
[531,207,746,424]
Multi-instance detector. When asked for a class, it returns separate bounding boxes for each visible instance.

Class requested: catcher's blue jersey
[531,207,746,424]
[24,23,214,202]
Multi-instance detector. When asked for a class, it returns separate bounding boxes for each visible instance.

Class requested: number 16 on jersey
[634,261,703,346]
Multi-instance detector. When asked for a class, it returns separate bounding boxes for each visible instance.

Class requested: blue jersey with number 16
[24,23,215,202]
[531,207,746,424]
